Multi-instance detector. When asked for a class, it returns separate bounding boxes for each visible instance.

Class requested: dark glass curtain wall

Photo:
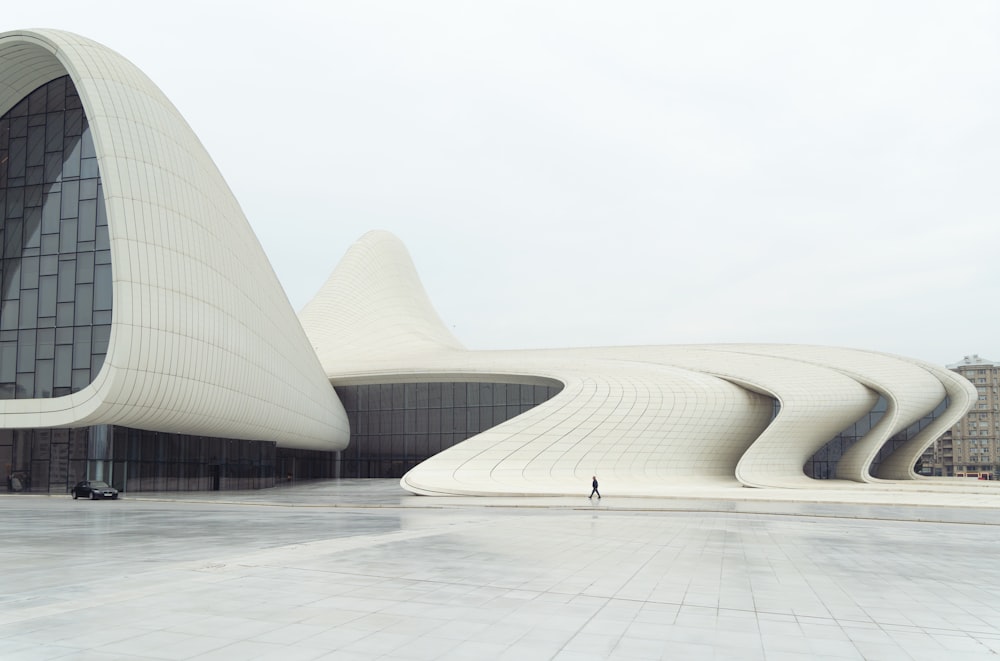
[334,381,563,478]
[0,75,111,400]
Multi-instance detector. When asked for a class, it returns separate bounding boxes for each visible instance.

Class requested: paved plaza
[2,480,1000,660]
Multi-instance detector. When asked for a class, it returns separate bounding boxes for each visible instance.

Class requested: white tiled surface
[2,480,1000,660]
[0,29,348,450]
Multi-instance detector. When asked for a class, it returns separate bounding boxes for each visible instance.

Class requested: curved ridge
[299,230,464,373]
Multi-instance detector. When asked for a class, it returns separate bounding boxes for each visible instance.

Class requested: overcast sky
[7,2,999,366]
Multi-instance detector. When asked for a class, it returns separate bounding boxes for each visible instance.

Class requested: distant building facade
[926,355,1000,478]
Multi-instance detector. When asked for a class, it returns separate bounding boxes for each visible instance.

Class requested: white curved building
[1,29,981,497]
[0,29,346,492]
[301,232,979,496]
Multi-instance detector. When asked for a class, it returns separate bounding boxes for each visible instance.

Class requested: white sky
[6,1,999,366]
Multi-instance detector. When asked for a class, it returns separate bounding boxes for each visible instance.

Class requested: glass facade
[334,381,563,478]
[1,425,277,494]
[0,75,111,399]
[804,396,947,479]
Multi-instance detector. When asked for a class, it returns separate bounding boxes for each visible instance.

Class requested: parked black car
[71,480,119,500]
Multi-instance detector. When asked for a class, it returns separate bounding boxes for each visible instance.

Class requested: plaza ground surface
[2,480,1000,660]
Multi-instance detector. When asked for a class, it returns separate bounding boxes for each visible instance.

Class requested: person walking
[589,475,601,499]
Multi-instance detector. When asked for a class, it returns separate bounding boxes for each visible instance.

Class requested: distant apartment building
[926,355,1000,478]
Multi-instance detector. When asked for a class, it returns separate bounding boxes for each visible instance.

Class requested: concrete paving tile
[3,481,1000,660]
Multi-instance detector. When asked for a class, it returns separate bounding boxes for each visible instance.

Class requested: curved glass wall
[335,381,564,478]
[804,396,947,479]
[0,75,111,399]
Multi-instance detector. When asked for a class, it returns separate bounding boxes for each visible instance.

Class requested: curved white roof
[0,29,347,450]
[302,231,977,496]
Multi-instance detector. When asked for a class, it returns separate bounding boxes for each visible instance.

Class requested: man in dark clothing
[589,476,600,499]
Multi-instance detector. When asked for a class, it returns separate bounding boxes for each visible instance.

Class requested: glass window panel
[95,224,109,251]
[80,126,96,158]
[56,261,75,301]
[62,138,80,178]
[452,407,467,433]
[59,219,77,252]
[73,326,91,369]
[26,165,43,185]
[5,188,23,219]
[22,207,41,249]
[0,342,15,381]
[26,125,45,166]
[0,300,18,330]
[439,407,453,433]
[8,137,26,178]
[71,368,89,392]
[1,260,19,298]
[17,331,35,371]
[45,112,64,152]
[44,152,63,184]
[493,405,507,425]
[56,302,73,326]
[75,252,94,284]
[4,216,22,257]
[9,98,27,118]
[23,186,42,211]
[17,290,37,329]
[77,200,96,242]
[55,326,73,345]
[19,255,39,289]
[38,275,56,316]
[80,178,98,200]
[36,327,54,359]
[14,372,33,399]
[95,187,106,224]
[64,108,82,137]
[27,86,47,114]
[46,77,67,111]
[34,359,52,397]
[40,234,59,254]
[80,158,99,179]
[92,325,110,355]
[335,386,356,410]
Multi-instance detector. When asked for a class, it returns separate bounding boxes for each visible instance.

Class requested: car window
[91,481,110,488]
